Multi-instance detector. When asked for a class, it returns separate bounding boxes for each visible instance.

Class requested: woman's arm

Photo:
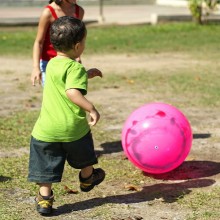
[31,8,52,86]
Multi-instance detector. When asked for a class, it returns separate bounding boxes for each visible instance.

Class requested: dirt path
[0,53,209,115]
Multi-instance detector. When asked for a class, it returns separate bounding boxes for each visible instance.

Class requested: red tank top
[41,4,80,61]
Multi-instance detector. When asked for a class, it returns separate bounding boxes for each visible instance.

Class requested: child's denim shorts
[28,131,98,183]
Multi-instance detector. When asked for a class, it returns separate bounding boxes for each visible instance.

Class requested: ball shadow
[144,160,220,180]
[53,178,215,216]
[96,132,211,157]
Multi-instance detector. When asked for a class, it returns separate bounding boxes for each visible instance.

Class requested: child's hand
[87,68,102,79]
[89,108,100,126]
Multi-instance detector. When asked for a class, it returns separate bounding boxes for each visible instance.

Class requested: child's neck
[56,52,77,60]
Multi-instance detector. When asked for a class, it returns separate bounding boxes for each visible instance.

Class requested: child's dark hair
[48,0,62,5]
[50,16,86,52]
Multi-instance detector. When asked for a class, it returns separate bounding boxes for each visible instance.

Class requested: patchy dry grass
[0,23,220,219]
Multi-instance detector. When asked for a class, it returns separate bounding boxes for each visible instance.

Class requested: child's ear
[74,42,80,51]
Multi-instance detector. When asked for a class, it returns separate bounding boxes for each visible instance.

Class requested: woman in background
[31,0,84,86]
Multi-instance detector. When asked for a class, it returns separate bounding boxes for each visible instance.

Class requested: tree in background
[189,0,220,24]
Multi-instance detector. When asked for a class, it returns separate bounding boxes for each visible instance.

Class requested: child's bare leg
[36,183,54,215]
[79,166,105,192]
[80,165,93,178]
[39,183,52,196]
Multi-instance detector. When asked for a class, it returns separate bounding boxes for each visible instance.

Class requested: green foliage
[189,0,203,24]
[188,0,220,24]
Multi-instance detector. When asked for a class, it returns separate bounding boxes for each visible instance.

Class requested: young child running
[31,0,84,86]
[28,16,105,215]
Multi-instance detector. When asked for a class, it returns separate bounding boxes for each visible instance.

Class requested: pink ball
[121,102,192,174]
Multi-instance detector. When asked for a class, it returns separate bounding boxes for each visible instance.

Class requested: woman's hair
[48,0,62,5]
[50,16,86,52]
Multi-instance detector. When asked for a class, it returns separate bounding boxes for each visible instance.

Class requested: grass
[0,111,38,149]
[0,27,35,57]
[0,23,220,219]
[1,23,220,57]
[86,23,220,56]
[183,189,220,219]
[89,69,220,107]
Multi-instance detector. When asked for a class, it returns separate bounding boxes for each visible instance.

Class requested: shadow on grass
[97,133,211,156]
[96,141,123,156]
[54,178,215,216]
[193,133,211,139]
[145,160,220,180]
[52,133,217,216]
[0,175,11,182]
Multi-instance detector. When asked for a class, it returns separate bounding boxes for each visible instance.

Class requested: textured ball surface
[121,103,192,174]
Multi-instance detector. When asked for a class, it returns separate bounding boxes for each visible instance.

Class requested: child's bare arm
[66,88,100,126]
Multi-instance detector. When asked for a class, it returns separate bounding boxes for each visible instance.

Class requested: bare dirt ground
[0,54,219,220]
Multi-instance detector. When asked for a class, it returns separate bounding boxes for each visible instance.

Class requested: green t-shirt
[32,57,90,142]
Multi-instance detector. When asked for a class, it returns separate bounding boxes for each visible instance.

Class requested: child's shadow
[96,141,123,156]
[53,178,215,216]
